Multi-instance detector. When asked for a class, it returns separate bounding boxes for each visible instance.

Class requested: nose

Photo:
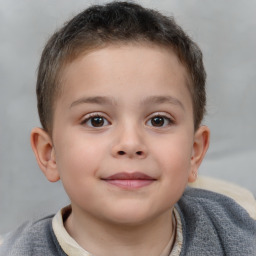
[111,126,148,159]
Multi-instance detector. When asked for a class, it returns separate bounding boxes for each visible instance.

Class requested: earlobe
[188,125,210,183]
[30,127,60,182]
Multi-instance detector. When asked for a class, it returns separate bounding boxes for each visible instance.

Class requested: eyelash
[81,113,110,128]
[146,113,174,128]
[80,112,174,128]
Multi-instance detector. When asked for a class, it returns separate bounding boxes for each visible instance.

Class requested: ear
[188,125,210,183]
[30,127,60,182]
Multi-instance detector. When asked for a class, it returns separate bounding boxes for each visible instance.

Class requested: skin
[31,44,210,256]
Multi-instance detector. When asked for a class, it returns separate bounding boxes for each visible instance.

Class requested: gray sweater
[1,188,256,255]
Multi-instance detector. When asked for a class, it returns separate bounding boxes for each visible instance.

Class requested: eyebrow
[70,96,116,108]
[141,96,184,110]
[70,95,184,109]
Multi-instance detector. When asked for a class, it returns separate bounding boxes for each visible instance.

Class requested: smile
[102,172,156,189]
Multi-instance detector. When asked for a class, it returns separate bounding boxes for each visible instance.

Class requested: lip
[102,172,156,189]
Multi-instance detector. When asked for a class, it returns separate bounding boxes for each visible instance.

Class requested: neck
[65,206,174,256]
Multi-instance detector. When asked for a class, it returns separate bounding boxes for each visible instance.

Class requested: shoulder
[0,215,66,256]
[188,175,256,219]
[180,186,255,217]
[179,187,256,227]
[177,188,256,255]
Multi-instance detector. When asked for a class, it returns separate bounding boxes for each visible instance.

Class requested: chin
[102,206,157,227]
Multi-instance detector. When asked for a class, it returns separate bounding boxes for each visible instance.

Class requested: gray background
[0,0,255,234]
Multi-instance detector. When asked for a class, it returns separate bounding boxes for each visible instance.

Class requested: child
[1,1,255,255]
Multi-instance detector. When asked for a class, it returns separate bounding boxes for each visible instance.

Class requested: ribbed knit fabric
[0,215,67,256]
[178,188,256,255]
[1,188,255,255]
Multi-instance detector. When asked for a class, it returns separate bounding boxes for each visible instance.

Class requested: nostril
[118,151,125,155]
[115,150,145,157]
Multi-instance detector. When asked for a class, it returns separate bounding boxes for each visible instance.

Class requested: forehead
[62,43,190,84]
[57,44,192,109]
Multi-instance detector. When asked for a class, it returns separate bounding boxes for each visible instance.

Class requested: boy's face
[40,44,208,225]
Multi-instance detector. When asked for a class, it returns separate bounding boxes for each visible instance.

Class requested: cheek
[54,140,100,204]
[55,130,108,168]
[152,139,193,205]
[53,133,104,188]
[150,134,194,187]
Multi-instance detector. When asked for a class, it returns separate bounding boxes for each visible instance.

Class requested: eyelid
[147,112,174,121]
[81,112,111,126]
[145,112,175,127]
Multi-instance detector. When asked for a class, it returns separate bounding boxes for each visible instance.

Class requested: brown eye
[151,116,165,127]
[91,116,104,127]
[82,115,110,127]
[146,115,173,127]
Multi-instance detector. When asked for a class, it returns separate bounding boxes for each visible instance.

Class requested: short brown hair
[37,1,206,134]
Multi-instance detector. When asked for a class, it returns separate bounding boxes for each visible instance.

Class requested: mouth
[102,172,156,189]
